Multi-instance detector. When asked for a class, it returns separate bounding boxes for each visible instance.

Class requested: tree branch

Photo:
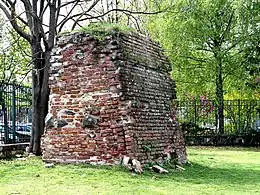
[47,0,57,49]
[57,0,83,30]
[58,0,100,32]
[0,1,31,41]
[20,0,33,29]
[58,5,169,32]
[180,55,208,63]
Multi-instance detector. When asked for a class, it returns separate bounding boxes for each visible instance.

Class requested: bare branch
[18,64,34,86]
[55,0,61,27]
[220,11,234,43]
[58,2,170,32]
[57,0,84,9]
[47,0,57,49]
[58,0,100,32]
[39,1,49,21]
[85,8,164,30]
[57,0,82,30]
[0,1,31,41]
[20,0,33,29]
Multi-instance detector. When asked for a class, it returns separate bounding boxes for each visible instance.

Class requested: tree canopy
[147,0,260,100]
[0,21,31,84]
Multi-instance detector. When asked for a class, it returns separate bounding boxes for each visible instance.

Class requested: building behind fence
[0,83,32,144]
[175,99,260,145]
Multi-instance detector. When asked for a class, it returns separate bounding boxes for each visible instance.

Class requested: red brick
[42,32,187,165]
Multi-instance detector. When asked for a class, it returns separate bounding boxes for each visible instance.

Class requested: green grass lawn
[1,147,260,195]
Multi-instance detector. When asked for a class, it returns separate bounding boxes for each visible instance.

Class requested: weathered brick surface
[42,31,187,164]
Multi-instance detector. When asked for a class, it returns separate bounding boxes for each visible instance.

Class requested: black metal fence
[0,83,32,144]
[175,99,260,146]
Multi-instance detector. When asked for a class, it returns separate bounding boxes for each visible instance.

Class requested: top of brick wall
[55,31,172,72]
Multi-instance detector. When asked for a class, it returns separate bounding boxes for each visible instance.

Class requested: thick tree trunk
[29,42,50,155]
[216,60,224,134]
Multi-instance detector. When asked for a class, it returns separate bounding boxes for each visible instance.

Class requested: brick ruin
[42,31,187,165]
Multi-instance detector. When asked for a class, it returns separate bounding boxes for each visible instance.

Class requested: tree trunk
[29,42,50,155]
[216,59,224,134]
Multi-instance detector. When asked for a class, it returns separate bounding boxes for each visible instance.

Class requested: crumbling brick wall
[42,31,187,164]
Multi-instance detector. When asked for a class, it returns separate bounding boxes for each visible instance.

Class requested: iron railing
[175,99,260,145]
[0,83,32,144]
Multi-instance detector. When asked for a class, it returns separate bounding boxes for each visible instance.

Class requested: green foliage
[62,22,135,41]
[0,23,31,84]
[147,0,259,100]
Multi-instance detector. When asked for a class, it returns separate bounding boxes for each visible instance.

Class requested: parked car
[0,122,31,143]
[15,123,32,136]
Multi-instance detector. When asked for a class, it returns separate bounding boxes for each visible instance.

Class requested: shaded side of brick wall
[119,33,186,163]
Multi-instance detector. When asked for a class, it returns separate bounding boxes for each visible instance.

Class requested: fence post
[1,85,10,144]
[12,84,16,143]
[194,99,197,125]
[237,99,241,134]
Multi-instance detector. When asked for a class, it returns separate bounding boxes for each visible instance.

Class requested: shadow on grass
[67,161,260,185]
[150,162,260,186]
[38,160,260,186]
[1,156,259,187]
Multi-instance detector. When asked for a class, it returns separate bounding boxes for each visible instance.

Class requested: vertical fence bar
[213,100,217,133]
[1,90,8,144]
[0,83,33,144]
[0,88,3,144]
[176,99,260,145]
[12,84,16,143]
[237,99,241,134]
[3,85,9,144]
[194,99,197,125]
